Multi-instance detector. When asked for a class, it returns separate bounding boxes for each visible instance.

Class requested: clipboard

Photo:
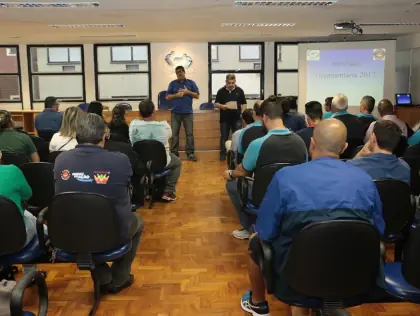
[226,101,238,110]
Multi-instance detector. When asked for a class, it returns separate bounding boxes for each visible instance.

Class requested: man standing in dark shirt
[215,74,247,161]
[54,114,143,294]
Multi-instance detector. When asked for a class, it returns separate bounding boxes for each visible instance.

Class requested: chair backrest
[0,196,27,256]
[401,156,420,196]
[132,140,167,171]
[252,163,293,205]
[199,103,215,110]
[21,162,54,209]
[1,152,29,167]
[48,193,123,253]
[394,136,408,158]
[375,179,415,236]
[402,226,420,289]
[37,130,55,143]
[30,135,49,162]
[284,220,381,300]
[158,91,173,110]
[404,144,420,157]
[109,132,130,144]
[48,151,63,164]
[241,126,266,155]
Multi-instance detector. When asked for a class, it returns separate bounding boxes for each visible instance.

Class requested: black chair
[1,152,29,167]
[109,132,130,144]
[36,130,55,143]
[30,136,49,162]
[401,155,420,197]
[404,143,420,157]
[21,163,54,217]
[394,136,408,158]
[48,151,63,164]
[38,193,134,316]
[375,179,416,261]
[259,220,381,315]
[132,140,171,209]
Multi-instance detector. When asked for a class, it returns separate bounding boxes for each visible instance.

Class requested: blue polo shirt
[348,153,410,184]
[35,109,63,133]
[408,130,420,146]
[323,111,333,119]
[54,145,133,241]
[357,113,377,120]
[237,121,264,155]
[256,157,385,302]
[331,110,349,118]
[167,79,199,114]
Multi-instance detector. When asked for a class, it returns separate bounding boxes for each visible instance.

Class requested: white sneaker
[233,229,251,240]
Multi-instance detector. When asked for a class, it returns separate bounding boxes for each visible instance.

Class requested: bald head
[312,119,347,156]
[331,94,348,111]
[378,99,394,117]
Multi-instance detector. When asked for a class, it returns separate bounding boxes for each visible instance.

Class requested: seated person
[331,94,365,159]
[281,97,306,132]
[78,103,89,112]
[287,96,305,121]
[225,108,255,153]
[54,114,143,294]
[322,96,333,119]
[296,101,323,157]
[408,128,420,146]
[0,110,40,162]
[35,96,63,139]
[87,101,104,118]
[129,99,182,202]
[224,97,307,240]
[349,120,410,184]
[49,106,82,152]
[241,119,385,316]
[237,100,265,157]
[108,105,130,143]
[357,95,377,133]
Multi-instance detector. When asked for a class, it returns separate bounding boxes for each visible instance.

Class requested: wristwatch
[229,170,234,180]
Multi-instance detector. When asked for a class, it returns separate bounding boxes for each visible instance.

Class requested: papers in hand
[225,101,238,110]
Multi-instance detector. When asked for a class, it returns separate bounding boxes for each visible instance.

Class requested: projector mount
[334,21,364,35]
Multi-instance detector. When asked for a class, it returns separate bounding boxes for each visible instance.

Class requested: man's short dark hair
[373,120,402,152]
[139,99,155,118]
[87,101,103,117]
[362,95,376,113]
[76,113,106,145]
[44,96,57,109]
[325,97,333,107]
[280,96,296,115]
[305,101,323,121]
[261,95,283,119]
[242,109,255,125]
[253,101,262,117]
[175,66,185,73]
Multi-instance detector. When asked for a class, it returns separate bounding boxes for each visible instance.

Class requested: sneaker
[162,192,177,201]
[232,229,251,240]
[241,291,270,316]
[187,154,198,162]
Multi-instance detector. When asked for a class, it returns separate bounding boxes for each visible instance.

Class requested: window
[275,43,299,97]
[95,44,151,101]
[28,45,85,103]
[209,43,264,101]
[0,46,21,103]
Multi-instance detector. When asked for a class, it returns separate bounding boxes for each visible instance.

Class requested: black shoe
[220,154,226,162]
[187,154,198,162]
[100,274,134,295]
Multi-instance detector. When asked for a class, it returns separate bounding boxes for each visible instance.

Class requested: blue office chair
[199,103,215,110]
[158,91,173,110]
[38,193,134,316]
[116,102,133,111]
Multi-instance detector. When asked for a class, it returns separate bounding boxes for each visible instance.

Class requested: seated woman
[49,106,82,152]
[108,105,130,143]
[0,110,40,162]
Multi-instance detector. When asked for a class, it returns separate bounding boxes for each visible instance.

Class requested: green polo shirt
[0,164,32,216]
[0,130,37,158]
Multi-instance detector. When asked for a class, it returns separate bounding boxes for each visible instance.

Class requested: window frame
[0,45,22,105]
[110,46,148,64]
[27,44,86,108]
[208,42,265,102]
[94,43,152,102]
[47,47,81,65]
[274,42,299,97]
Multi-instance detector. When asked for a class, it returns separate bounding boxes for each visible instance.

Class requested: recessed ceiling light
[359,22,420,26]
[0,2,99,8]
[49,24,126,28]
[234,0,338,7]
[221,23,296,27]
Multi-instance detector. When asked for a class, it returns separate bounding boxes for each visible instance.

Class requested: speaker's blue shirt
[167,79,199,114]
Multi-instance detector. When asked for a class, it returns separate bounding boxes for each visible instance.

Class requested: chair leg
[89,269,102,316]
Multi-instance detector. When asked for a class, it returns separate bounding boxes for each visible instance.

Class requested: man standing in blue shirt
[166,66,200,161]
[240,119,384,316]
[35,96,63,140]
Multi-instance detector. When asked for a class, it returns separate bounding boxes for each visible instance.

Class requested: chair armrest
[380,241,386,261]
[237,177,249,208]
[10,270,48,316]
[36,207,48,250]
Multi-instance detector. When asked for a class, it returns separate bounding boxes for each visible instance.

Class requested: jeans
[95,213,144,287]
[171,113,194,156]
[226,179,253,231]
[165,153,182,193]
[220,119,242,156]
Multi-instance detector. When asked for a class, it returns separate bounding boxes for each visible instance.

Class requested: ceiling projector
[334,21,363,35]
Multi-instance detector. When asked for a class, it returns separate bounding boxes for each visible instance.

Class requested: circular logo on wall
[61,170,70,181]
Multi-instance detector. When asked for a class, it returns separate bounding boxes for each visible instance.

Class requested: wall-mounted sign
[165,51,193,69]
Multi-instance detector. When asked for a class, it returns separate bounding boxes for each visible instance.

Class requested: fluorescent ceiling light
[0,2,99,8]
[234,1,338,7]
[222,23,295,27]
[50,24,126,28]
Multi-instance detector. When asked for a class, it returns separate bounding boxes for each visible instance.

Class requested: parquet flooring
[20,161,420,315]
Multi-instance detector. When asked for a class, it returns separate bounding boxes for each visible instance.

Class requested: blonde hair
[226,73,236,81]
[59,106,82,137]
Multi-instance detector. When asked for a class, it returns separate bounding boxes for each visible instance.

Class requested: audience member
[35,96,63,137]
[87,101,104,118]
[240,119,385,316]
[323,96,333,119]
[0,110,39,162]
[287,96,306,121]
[129,100,182,202]
[77,103,89,113]
[331,94,365,159]
[358,95,377,133]
[408,128,420,146]
[349,120,410,184]
[108,105,129,143]
[365,99,408,142]
[224,97,307,240]
[237,100,265,157]
[281,97,306,132]
[296,101,323,156]
[225,108,255,153]
[54,114,143,294]
[49,106,82,152]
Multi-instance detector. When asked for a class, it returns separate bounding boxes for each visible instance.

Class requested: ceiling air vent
[234,1,338,7]
[0,2,99,8]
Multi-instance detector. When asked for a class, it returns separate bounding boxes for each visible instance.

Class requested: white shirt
[49,133,78,152]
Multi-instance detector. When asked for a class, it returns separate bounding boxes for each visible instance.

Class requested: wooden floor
[21,161,420,315]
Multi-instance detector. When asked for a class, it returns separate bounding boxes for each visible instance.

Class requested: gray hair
[332,94,348,111]
[76,113,106,145]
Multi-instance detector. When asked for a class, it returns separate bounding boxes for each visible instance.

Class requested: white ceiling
[0,0,419,43]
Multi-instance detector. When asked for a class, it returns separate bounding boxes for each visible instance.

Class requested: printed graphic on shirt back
[72,172,93,183]
[94,171,110,184]
[61,170,70,181]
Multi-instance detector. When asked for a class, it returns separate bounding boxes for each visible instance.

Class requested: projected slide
[306,49,385,106]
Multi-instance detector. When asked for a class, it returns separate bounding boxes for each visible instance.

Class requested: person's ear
[371,133,377,145]
[309,137,316,153]
[340,142,349,155]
